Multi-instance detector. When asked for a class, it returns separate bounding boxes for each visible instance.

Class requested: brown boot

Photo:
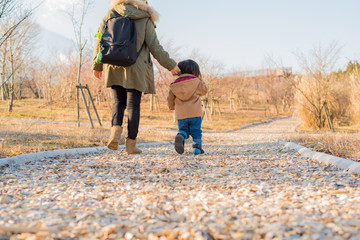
[125,138,142,154]
[107,126,123,150]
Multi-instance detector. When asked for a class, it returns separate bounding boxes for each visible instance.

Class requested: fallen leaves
[0,118,359,239]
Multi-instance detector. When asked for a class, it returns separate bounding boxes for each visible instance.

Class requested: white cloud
[45,0,81,12]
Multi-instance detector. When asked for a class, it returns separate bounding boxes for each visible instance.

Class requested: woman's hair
[178,59,201,77]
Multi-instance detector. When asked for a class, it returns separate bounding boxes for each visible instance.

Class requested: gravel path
[0,117,359,239]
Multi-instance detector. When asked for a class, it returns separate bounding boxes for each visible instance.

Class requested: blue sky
[30,0,360,73]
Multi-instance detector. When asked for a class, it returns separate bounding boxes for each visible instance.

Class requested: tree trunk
[8,54,14,112]
[18,82,22,99]
[1,72,6,101]
[150,94,154,111]
[1,48,6,101]
[76,46,83,127]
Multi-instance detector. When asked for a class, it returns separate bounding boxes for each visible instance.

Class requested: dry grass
[291,72,360,162]
[0,99,288,158]
[2,99,359,161]
[294,74,352,130]
[285,131,360,162]
[349,72,360,125]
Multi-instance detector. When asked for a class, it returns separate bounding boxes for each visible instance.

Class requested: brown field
[1,99,359,162]
[0,99,288,158]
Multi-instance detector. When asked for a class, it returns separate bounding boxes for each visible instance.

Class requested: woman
[93,0,180,154]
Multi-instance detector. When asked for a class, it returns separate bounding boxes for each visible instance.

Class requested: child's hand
[170,66,181,76]
[93,71,102,80]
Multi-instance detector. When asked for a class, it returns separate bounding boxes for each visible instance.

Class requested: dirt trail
[0,117,359,239]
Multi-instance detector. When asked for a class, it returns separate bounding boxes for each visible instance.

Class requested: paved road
[0,117,359,239]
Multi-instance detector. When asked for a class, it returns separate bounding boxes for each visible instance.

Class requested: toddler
[167,59,208,155]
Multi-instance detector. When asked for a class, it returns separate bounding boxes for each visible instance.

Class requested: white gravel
[0,117,359,239]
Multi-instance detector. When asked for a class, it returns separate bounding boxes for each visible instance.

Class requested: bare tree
[262,53,295,114]
[0,39,8,100]
[153,59,173,110]
[293,42,342,129]
[0,0,40,101]
[295,42,342,76]
[151,39,181,110]
[0,0,37,47]
[188,49,224,117]
[65,0,93,85]
[349,61,360,125]
[65,0,102,128]
[0,16,39,111]
[228,71,252,108]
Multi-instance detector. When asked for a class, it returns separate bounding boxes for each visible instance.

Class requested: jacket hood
[170,74,201,101]
[110,0,159,23]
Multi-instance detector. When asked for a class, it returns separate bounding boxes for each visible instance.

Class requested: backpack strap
[137,40,146,56]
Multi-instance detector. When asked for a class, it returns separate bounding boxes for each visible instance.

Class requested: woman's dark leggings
[111,86,142,140]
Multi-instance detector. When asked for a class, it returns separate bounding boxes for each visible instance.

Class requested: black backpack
[96,10,145,67]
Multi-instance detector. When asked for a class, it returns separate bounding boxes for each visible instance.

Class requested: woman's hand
[93,71,102,80]
[170,66,181,76]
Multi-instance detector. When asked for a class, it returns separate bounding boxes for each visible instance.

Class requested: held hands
[170,66,181,76]
[93,71,102,80]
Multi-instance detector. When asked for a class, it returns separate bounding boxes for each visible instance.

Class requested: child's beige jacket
[167,74,208,120]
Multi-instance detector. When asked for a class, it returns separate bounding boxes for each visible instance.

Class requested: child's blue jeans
[177,117,202,147]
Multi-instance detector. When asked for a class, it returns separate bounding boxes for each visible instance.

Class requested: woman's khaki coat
[92,0,176,94]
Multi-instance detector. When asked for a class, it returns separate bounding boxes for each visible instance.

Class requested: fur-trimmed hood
[110,0,159,23]
[170,74,201,101]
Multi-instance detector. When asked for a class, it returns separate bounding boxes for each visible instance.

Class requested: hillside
[36,28,75,61]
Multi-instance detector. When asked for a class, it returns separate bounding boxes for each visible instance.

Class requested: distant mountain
[36,28,75,61]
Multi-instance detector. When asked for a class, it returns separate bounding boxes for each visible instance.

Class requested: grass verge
[284,131,360,162]
[0,99,289,158]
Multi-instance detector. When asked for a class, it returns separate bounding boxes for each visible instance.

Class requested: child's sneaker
[174,135,184,154]
[192,143,204,155]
